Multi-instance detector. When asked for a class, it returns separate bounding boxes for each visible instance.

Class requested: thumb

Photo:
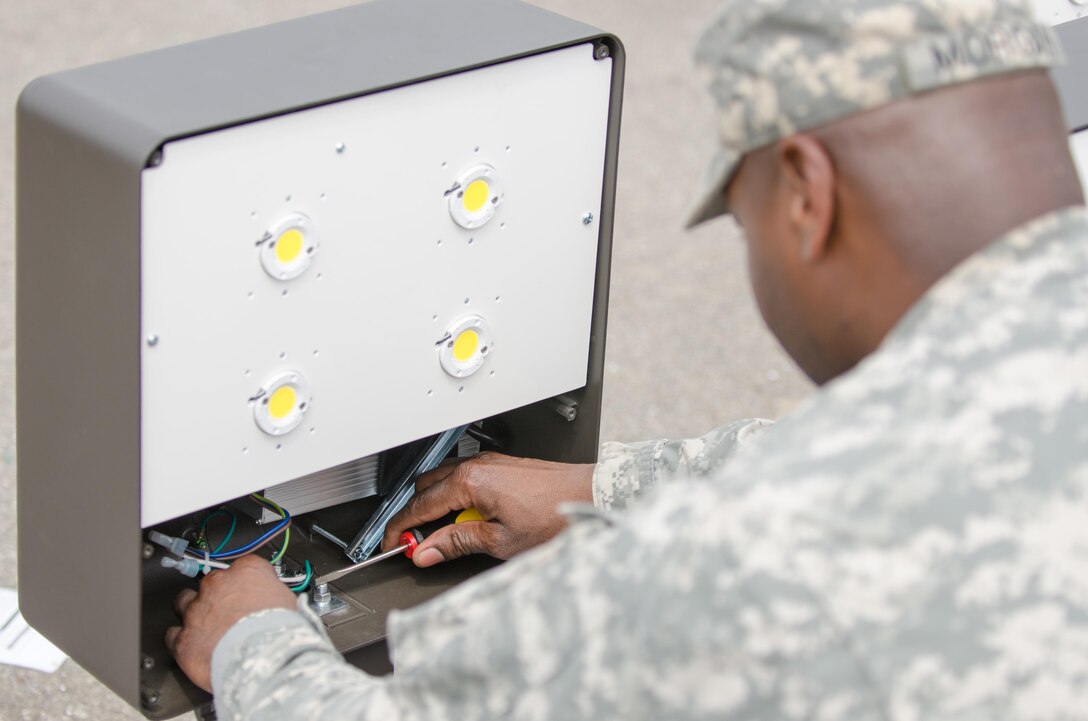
[413,522,502,567]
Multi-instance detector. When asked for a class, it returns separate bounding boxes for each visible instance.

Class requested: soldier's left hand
[165,555,297,692]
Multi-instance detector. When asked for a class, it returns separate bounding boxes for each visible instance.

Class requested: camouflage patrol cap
[687,0,1064,227]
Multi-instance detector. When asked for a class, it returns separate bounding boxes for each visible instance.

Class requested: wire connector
[149,531,189,558]
[161,556,202,578]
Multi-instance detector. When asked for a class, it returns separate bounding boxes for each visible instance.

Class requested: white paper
[0,588,67,673]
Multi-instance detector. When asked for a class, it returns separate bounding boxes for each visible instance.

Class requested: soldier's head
[689,0,1084,385]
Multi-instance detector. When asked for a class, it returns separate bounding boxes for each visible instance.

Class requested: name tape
[902,21,1065,93]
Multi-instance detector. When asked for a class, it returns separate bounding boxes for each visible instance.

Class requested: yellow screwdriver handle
[455,507,485,523]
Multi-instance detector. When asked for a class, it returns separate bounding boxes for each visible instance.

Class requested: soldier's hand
[381,452,595,567]
[165,555,297,692]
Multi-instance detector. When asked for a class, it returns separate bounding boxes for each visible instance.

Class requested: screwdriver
[313,529,425,587]
[313,507,484,588]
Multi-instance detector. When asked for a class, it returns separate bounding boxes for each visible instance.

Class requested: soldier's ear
[775,134,836,263]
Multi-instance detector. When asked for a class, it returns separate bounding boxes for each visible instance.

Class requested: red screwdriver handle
[399,529,425,559]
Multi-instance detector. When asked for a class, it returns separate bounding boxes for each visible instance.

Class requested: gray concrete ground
[0,1,812,718]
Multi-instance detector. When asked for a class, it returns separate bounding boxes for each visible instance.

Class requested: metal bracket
[343,424,469,562]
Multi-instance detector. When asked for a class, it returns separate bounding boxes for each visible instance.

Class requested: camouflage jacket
[212,206,1088,720]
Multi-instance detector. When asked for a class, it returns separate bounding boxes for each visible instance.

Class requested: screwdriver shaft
[314,543,408,587]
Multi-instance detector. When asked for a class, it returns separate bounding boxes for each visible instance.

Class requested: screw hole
[285,195,292,203]
[276,444,282,451]
[427,390,434,397]
[458,386,465,393]
[464,297,470,304]
[473,146,480,153]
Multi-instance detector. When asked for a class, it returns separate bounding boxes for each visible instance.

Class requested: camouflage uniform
[211,1,1088,719]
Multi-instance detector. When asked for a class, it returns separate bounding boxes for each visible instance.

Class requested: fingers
[164,626,181,656]
[413,521,505,567]
[174,588,198,619]
[413,457,464,493]
[382,466,482,550]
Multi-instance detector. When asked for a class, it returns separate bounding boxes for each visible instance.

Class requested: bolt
[594,44,611,61]
[313,583,331,607]
[335,142,347,154]
[582,212,595,226]
[556,404,578,422]
[146,334,159,347]
[142,655,155,671]
[142,543,154,560]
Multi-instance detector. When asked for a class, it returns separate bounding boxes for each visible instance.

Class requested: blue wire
[187,502,291,560]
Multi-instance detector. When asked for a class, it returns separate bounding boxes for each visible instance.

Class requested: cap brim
[684,148,743,229]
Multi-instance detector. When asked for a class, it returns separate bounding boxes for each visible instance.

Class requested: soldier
[168,0,1088,718]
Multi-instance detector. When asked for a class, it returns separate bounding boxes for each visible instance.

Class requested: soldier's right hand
[380,452,595,566]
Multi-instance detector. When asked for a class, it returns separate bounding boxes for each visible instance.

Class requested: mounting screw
[147,150,163,167]
[582,212,595,226]
[142,655,155,671]
[594,43,611,61]
[141,687,161,708]
[335,142,347,154]
[555,403,578,421]
[142,543,154,560]
[146,334,160,347]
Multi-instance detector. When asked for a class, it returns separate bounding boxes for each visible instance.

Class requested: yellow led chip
[275,229,305,264]
[449,165,502,230]
[452,329,479,363]
[439,316,491,379]
[253,371,311,436]
[260,213,318,281]
[268,386,297,420]
[462,180,490,215]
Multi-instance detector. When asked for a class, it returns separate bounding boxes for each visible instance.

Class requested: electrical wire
[184,494,291,561]
[289,560,313,593]
[198,509,238,555]
[169,494,311,583]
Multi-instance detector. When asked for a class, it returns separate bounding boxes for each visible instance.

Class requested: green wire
[252,494,290,564]
[289,560,313,593]
[199,509,238,555]
[271,527,290,564]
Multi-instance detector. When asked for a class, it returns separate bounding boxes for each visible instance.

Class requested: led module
[449,165,503,230]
